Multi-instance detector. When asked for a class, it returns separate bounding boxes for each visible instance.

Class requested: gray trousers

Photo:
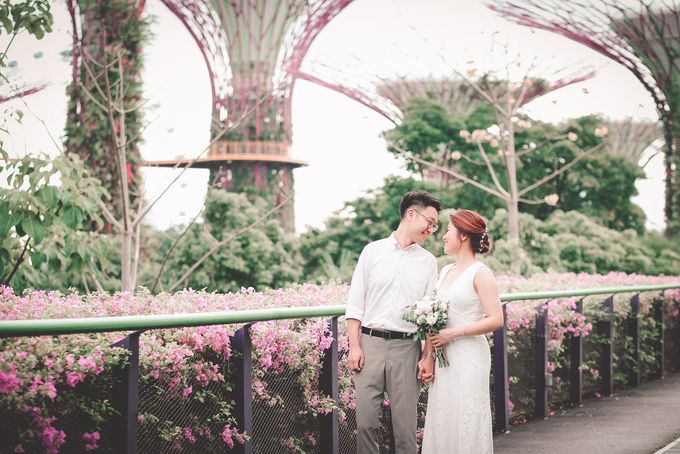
[354,332,421,454]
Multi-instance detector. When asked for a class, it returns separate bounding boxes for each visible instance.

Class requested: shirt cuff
[344,307,363,321]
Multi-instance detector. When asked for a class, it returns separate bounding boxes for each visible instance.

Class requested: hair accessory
[478,227,489,252]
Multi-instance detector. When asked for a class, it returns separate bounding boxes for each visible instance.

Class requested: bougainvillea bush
[1,273,679,453]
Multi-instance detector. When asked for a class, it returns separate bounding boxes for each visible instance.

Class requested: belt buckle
[371,328,386,339]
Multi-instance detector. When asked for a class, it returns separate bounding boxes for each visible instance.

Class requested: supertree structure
[64,0,147,226]
[296,64,595,187]
[0,83,47,104]
[296,61,594,124]
[375,72,595,120]
[375,73,595,187]
[147,0,354,232]
[605,118,661,166]
[489,0,680,234]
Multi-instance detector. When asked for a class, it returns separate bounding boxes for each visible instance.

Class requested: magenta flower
[0,371,22,394]
[83,431,100,451]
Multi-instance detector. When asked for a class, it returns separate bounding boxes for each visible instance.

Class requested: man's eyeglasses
[413,209,439,232]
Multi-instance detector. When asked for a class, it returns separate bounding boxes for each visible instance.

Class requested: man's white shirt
[345,232,438,333]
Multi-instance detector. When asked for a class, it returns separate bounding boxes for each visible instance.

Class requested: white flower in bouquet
[402,290,450,367]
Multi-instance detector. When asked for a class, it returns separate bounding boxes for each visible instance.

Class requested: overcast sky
[3,0,665,233]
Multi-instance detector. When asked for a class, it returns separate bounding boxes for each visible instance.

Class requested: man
[346,190,441,454]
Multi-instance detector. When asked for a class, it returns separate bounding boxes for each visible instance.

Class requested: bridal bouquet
[402,290,450,367]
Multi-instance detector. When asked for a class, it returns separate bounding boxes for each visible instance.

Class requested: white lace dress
[421,261,493,454]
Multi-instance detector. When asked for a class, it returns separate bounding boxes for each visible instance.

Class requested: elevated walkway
[494,372,680,454]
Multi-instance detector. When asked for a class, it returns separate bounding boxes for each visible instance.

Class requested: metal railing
[208,141,290,158]
[2,283,680,454]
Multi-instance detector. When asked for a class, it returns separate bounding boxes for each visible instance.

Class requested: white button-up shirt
[345,233,438,333]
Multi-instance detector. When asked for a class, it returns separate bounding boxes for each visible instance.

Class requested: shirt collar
[389,232,418,252]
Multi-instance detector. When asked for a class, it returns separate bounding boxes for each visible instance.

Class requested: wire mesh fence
[251,368,320,453]
[136,330,236,453]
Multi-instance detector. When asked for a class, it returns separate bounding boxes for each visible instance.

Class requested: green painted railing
[0,283,678,337]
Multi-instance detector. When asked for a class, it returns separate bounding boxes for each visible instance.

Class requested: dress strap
[436,264,454,289]
[468,260,487,283]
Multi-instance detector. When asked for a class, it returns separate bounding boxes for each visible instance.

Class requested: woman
[420,209,504,454]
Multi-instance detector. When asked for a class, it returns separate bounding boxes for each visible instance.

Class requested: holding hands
[418,356,435,383]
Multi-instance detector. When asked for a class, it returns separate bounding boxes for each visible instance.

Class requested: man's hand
[418,356,435,383]
[348,346,365,372]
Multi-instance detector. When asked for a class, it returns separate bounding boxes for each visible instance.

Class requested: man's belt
[361,326,412,340]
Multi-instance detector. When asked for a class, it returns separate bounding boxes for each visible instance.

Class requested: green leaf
[0,247,8,278]
[31,251,45,269]
[36,186,58,209]
[68,252,82,271]
[48,256,61,272]
[21,214,45,244]
[0,210,21,237]
[63,205,82,229]
[0,17,12,34]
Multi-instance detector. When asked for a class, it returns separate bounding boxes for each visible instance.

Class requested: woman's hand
[429,327,463,349]
[418,356,435,383]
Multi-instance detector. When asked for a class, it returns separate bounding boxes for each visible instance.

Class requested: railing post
[319,317,339,454]
[112,331,141,454]
[654,297,665,379]
[493,304,509,433]
[534,303,549,419]
[231,324,253,454]
[628,294,641,387]
[597,296,614,397]
[569,299,583,406]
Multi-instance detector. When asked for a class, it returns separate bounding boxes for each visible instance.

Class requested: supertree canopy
[148,0,354,232]
[489,0,680,234]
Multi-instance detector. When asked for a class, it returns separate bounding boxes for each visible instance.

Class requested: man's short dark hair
[399,190,441,218]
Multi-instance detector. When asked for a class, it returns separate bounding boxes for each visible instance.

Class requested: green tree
[385,97,646,235]
[0,153,110,292]
[151,191,301,293]
[0,0,52,55]
[485,208,672,276]
[300,176,460,283]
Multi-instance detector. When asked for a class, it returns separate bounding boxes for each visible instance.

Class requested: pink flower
[41,426,66,454]
[83,431,101,451]
[78,356,97,372]
[221,425,239,449]
[66,371,86,387]
[0,371,22,394]
[182,386,193,397]
[181,427,197,444]
[42,380,57,400]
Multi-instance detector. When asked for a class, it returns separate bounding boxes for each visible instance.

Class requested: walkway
[493,372,680,454]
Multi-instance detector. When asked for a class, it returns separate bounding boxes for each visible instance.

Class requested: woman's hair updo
[449,209,492,254]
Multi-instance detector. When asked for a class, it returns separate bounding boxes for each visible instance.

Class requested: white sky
[2,0,665,233]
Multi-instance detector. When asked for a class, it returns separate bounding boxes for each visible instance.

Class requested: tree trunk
[506,123,520,244]
[121,229,133,292]
[662,113,679,236]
